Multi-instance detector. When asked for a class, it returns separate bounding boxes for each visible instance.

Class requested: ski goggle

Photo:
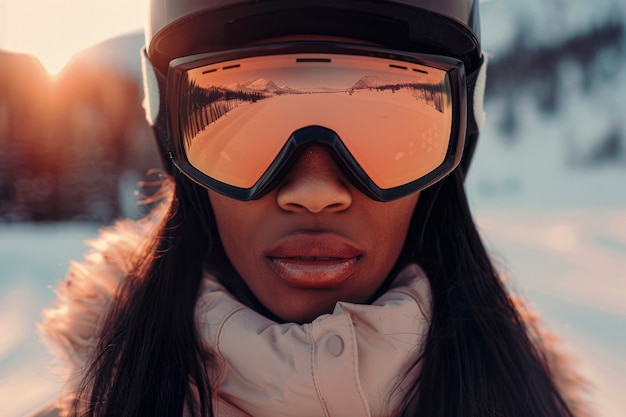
[166,43,467,201]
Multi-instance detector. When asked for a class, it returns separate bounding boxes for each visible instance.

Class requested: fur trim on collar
[40,217,155,416]
[509,292,593,416]
[39,216,593,416]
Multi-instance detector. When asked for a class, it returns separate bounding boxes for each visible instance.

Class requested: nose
[277,146,352,213]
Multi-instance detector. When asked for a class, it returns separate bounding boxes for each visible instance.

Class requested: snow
[0,223,101,416]
[466,92,626,207]
[474,207,626,417]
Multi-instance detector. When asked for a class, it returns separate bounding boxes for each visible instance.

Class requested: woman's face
[209,146,419,323]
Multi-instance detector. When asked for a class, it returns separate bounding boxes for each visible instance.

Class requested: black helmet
[142,0,486,179]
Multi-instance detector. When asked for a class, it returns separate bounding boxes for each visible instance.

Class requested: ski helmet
[142,0,486,183]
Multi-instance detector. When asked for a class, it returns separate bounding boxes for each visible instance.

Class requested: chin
[267,297,338,324]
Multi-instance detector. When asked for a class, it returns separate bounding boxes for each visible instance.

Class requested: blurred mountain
[486,16,625,127]
[236,78,285,94]
[0,34,159,223]
[351,75,398,89]
[68,30,145,82]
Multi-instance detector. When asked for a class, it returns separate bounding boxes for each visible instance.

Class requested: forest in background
[0,48,159,222]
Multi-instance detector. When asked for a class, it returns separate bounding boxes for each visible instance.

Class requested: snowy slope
[475,207,626,417]
[0,224,101,416]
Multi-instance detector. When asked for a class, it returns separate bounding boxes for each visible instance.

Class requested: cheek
[207,192,258,262]
[360,193,420,273]
[373,194,419,247]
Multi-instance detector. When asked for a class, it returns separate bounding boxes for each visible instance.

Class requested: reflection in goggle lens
[177,53,454,192]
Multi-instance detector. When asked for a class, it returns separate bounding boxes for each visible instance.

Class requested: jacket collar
[196,263,432,417]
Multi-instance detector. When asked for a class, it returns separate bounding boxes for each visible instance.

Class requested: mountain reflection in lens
[179,53,452,190]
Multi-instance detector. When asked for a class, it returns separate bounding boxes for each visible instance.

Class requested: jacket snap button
[327,335,344,357]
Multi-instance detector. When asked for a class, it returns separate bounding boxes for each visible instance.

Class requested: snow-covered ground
[474,207,626,417]
[0,223,101,416]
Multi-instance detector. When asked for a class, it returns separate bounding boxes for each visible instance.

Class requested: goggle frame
[166,42,467,201]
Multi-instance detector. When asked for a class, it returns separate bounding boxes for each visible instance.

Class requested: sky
[0,0,146,75]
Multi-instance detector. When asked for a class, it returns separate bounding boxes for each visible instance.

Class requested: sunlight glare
[0,0,146,75]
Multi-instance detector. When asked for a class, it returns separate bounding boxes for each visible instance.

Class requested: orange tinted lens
[180,54,452,189]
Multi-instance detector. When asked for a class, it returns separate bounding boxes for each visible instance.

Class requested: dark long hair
[71,168,576,417]
[395,171,575,416]
[70,172,219,417]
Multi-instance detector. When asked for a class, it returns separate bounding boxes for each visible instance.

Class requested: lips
[266,232,363,289]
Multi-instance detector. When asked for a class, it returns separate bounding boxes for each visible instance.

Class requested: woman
[36,0,590,416]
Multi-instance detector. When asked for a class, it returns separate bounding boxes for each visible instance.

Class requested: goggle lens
[169,46,464,200]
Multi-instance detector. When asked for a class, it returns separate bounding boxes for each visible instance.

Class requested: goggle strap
[460,54,487,179]
[465,54,487,136]
[142,47,177,174]
[141,47,160,127]
[472,54,488,132]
